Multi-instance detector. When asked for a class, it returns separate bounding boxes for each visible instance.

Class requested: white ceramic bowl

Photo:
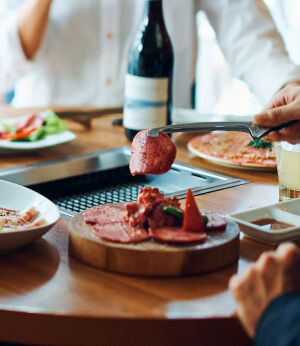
[0,180,60,253]
[228,198,300,245]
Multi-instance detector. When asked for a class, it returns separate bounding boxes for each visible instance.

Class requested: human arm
[254,292,300,346]
[199,0,300,105]
[254,85,300,144]
[0,0,53,92]
[229,243,300,339]
[18,0,52,60]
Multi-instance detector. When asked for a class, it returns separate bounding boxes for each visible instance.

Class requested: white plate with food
[188,131,276,171]
[228,198,300,245]
[0,110,76,153]
[0,180,60,253]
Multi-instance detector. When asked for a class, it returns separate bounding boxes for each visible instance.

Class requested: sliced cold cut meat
[125,187,181,229]
[84,205,126,225]
[151,227,207,244]
[130,130,176,175]
[15,113,44,133]
[83,188,226,245]
[205,212,227,231]
[93,222,150,244]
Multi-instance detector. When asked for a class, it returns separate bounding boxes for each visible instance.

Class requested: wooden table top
[0,107,280,346]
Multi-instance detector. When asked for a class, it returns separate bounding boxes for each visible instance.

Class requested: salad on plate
[0,110,66,142]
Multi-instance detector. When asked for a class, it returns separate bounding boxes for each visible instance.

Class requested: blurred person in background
[0,0,300,109]
[229,242,300,346]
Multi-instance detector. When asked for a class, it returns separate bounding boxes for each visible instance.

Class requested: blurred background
[195,0,300,115]
[1,0,299,114]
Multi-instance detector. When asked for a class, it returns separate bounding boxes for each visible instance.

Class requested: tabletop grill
[0,147,249,219]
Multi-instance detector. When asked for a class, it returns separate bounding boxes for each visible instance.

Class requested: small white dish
[0,180,60,253]
[228,198,300,244]
[0,112,76,153]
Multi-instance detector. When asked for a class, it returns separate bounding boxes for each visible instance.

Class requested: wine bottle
[123,0,174,141]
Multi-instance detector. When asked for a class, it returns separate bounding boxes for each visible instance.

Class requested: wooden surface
[69,211,240,276]
[0,106,281,346]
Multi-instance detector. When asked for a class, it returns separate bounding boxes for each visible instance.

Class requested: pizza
[188,131,276,168]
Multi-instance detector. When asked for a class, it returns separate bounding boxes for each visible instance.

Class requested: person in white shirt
[0,0,300,108]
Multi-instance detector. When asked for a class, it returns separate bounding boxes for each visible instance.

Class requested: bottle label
[123,74,169,130]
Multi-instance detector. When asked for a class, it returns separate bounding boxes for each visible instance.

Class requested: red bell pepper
[183,189,205,233]
[0,127,37,140]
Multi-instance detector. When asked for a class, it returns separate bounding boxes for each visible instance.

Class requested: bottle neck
[144,0,164,22]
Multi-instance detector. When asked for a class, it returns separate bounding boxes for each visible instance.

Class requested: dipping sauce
[251,218,295,231]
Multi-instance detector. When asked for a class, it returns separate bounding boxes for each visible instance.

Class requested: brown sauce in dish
[251,218,294,231]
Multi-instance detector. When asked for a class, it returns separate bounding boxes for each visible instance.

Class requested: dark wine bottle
[123,0,174,141]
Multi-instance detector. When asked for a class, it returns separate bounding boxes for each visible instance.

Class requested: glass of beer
[276,142,300,201]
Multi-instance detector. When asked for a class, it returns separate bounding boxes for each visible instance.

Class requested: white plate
[228,198,300,244]
[0,112,76,153]
[0,180,60,253]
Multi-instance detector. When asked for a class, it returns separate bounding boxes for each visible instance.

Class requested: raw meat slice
[130,130,176,175]
[15,113,44,133]
[205,212,227,231]
[93,222,150,244]
[151,227,207,244]
[84,205,126,225]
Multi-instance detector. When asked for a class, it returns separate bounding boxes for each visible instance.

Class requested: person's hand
[254,84,300,144]
[229,242,300,338]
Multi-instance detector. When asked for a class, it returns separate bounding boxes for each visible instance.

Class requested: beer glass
[276,141,300,201]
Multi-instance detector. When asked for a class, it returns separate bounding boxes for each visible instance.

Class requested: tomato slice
[183,189,205,233]
[2,127,37,140]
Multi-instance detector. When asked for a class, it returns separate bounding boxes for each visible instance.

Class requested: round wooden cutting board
[69,212,240,277]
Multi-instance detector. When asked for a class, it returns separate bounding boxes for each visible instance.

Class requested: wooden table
[0,107,280,346]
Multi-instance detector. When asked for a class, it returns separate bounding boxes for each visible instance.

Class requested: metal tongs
[147,121,295,141]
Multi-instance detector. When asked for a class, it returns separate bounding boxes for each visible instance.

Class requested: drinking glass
[276,141,300,201]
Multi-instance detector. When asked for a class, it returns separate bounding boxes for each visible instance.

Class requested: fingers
[256,252,280,294]
[262,131,281,142]
[253,84,300,144]
[277,121,300,143]
[254,102,300,127]
[229,242,300,338]
[277,242,300,260]
[260,121,300,143]
[276,242,300,274]
[260,86,299,112]
[229,266,267,338]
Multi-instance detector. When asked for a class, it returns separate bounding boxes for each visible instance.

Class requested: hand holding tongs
[147,121,295,141]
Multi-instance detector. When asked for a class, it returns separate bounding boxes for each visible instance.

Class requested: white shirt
[0,0,300,108]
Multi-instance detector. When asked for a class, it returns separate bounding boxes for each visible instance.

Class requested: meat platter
[69,188,239,276]
[69,130,239,276]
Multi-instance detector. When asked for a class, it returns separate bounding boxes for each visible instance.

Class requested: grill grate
[54,182,146,213]
[28,166,164,213]
[0,147,249,219]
